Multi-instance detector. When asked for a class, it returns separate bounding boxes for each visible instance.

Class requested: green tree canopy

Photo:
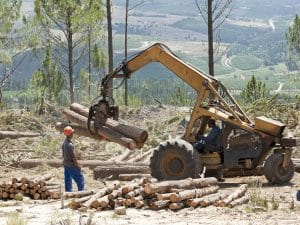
[0,0,23,64]
[30,46,64,103]
[34,0,105,103]
[286,14,300,71]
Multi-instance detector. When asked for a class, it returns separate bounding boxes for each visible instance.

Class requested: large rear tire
[263,153,294,185]
[150,139,201,180]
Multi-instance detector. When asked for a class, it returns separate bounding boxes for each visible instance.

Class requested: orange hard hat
[63,126,75,136]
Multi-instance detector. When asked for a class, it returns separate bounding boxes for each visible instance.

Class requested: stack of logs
[67,177,249,211]
[0,174,60,200]
[56,103,148,150]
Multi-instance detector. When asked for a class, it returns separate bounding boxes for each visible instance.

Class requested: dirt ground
[1,169,300,225]
[0,105,300,225]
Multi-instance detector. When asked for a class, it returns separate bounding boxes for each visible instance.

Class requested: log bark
[69,102,89,117]
[169,185,219,203]
[169,202,185,210]
[125,187,144,199]
[63,109,136,150]
[64,190,95,198]
[119,174,152,181]
[82,187,109,209]
[156,192,173,201]
[68,196,91,209]
[124,198,134,207]
[50,191,60,199]
[144,177,218,195]
[108,190,119,200]
[55,122,105,141]
[112,149,133,162]
[150,200,170,210]
[69,103,148,144]
[217,184,247,207]
[187,191,230,208]
[121,183,140,195]
[0,131,41,140]
[99,195,110,208]
[82,181,120,208]
[93,164,150,180]
[135,199,144,208]
[228,195,249,208]
[18,159,148,169]
[128,149,153,163]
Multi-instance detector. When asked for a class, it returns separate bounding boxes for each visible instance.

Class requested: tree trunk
[217,184,247,207]
[156,192,173,201]
[134,199,144,208]
[169,185,219,203]
[228,194,249,208]
[55,122,105,141]
[18,159,148,169]
[119,174,152,181]
[208,0,214,76]
[67,12,75,103]
[187,191,229,208]
[106,0,113,98]
[144,177,218,195]
[150,200,170,210]
[112,149,133,162]
[63,109,137,149]
[68,196,91,209]
[82,181,120,209]
[88,30,91,101]
[69,102,89,117]
[125,187,144,199]
[64,190,95,198]
[169,202,185,210]
[128,148,153,162]
[0,131,41,140]
[69,103,148,144]
[93,164,150,180]
[124,0,129,105]
[108,189,119,200]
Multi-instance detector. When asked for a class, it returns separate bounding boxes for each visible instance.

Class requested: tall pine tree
[34,0,104,103]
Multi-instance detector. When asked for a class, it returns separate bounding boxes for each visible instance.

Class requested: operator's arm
[206,126,221,143]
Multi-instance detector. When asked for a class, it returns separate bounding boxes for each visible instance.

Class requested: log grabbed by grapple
[56,103,148,150]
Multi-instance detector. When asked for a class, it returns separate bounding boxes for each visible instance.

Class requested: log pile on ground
[0,174,61,200]
[66,177,249,211]
[56,103,148,150]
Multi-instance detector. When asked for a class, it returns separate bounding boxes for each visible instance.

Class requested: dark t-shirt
[62,138,76,167]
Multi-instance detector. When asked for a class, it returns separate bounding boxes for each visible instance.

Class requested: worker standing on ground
[62,126,84,192]
[194,119,221,153]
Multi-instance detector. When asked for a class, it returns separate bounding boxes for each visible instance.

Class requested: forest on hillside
[0,0,299,117]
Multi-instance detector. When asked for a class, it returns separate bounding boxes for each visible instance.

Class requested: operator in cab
[194,118,221,153]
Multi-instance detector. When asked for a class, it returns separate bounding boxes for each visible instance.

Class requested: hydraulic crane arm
[88,43,274,142]
[106,43,217,92]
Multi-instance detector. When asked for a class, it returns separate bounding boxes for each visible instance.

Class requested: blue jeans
[64,166,84,192]
[297,190,300,201]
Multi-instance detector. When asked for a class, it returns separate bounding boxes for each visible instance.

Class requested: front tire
[150,139,201,180]
[263,153,294,185]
